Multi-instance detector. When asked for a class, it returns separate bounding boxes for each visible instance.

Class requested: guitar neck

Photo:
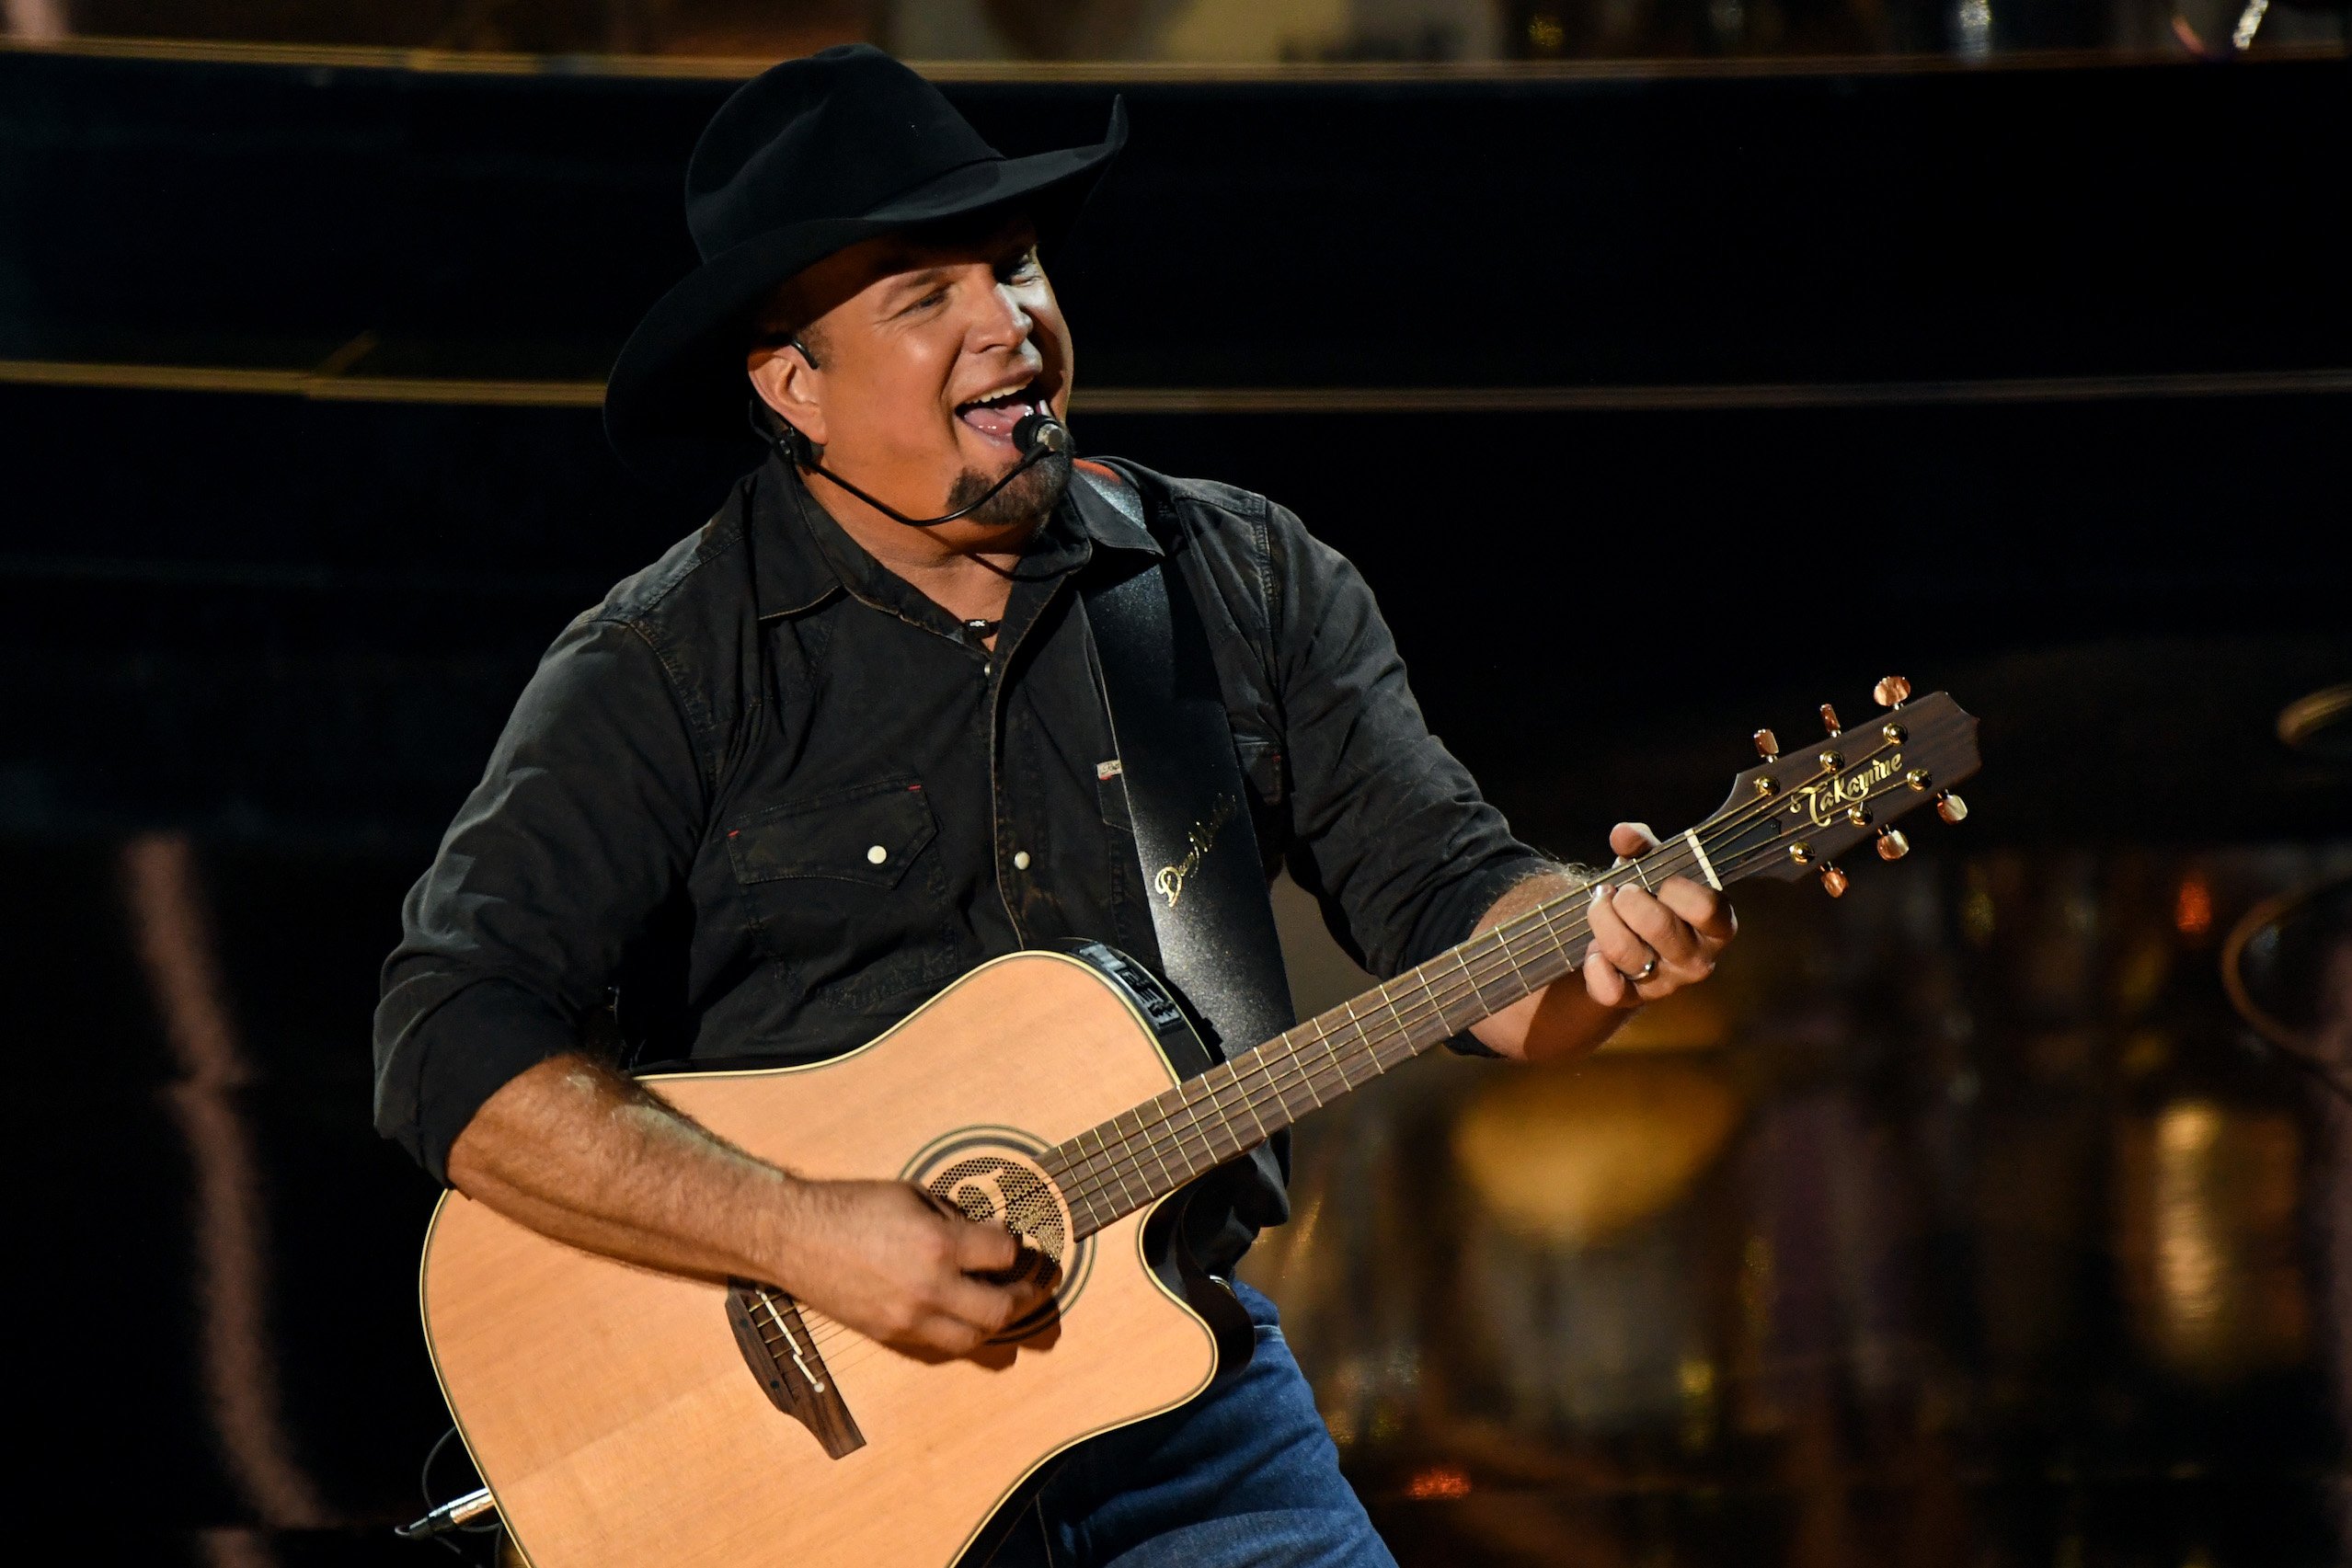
[1045,829,1723,1242]
[1042,687,1982,1242]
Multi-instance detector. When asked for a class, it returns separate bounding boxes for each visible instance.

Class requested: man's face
[748,216,1073,536]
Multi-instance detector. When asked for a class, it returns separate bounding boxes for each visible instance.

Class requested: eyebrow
[867,235,1038,310]
[874,263,955,305]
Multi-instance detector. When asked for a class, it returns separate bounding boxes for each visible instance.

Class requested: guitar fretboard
[1040,830,1725,1240]
[1033,694,1978,1242]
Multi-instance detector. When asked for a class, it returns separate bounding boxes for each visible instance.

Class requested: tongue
[958,399,1030,441]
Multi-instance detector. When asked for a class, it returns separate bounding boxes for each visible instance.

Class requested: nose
[966,271,1035,357]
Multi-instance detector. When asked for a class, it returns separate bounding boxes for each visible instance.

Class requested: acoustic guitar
[417,680,1979,1566]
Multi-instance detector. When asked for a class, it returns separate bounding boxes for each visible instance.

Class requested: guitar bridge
[725,1280,866,1459]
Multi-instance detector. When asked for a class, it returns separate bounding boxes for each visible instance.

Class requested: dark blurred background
[2,6,2347,1566]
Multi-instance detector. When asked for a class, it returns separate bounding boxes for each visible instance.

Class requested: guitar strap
[1073,463,1294,1211]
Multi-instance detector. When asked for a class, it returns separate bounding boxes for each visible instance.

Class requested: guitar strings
[1044,798,1851,1226]
[1047,727,1922,1225]
[1048,760,1859,1218]
[792,785,1841,1369]
[1056,791,1891,1223]
[798,874,1646,1356]
[797,726,1933,1358]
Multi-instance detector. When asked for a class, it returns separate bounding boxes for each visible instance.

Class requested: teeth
[962,383,1032,411]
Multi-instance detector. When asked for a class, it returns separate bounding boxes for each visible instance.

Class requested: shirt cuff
[384,978,581,1185]
[1414,854,1564,1058]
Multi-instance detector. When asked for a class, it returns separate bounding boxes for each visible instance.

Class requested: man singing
[374,45,1733,1567]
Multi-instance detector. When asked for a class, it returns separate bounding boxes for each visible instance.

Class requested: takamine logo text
[1790,751,1903,828]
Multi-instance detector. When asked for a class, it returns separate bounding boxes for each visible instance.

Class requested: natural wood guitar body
[419,951,1237,1568]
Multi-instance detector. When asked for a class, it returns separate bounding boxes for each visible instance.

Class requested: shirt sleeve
[373,612,708,1183]
[1265,503,1555,990]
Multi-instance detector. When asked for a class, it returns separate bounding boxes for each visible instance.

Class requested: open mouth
[955,381,1046,444]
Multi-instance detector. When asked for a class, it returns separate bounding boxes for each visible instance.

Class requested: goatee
[944,449,1072,530]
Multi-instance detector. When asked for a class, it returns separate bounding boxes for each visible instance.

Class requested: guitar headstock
[1700,679,1981,897]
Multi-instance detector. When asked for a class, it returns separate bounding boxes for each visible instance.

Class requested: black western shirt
[373,455,1547,1268]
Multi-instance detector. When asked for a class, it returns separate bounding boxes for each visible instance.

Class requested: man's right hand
[445,1056,1056,1363]
[769,1177,1057,1358]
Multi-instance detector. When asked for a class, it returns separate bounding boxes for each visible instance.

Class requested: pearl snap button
[1012,851,1031,871]
[866,844,888,864]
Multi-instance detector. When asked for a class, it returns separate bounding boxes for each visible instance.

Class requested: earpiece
[747,398,819,468]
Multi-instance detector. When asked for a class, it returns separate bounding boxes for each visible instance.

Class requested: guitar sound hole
[924,1155,1070,1336]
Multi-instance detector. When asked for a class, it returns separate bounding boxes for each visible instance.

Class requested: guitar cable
[401,1425,502,1559]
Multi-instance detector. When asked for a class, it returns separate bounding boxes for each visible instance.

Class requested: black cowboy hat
[604,44,1127,484]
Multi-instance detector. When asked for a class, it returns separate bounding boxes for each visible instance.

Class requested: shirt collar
[1066,458,1165,561]
[748,452,1162,624]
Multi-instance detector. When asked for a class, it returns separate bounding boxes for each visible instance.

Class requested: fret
[1159,1110,1202,1192]
[1290,1032,1327,1112]
[1370,985,1417,1070]
[1541,898,1589,968]
[1109,1109,1166,1194]
[1495,922,1539,983]
[1232,1050,1273,1145]
[1313,1016,1357,1094]
[1411,965,1459,1038]
[1270,1035,1322,1116]
[1083,1127,1136,1211]
[1354,1006,1383,1081]
[1085,1121,1128,1209]
[1148,1125,1195,1195]
[1337,997,1381,1082]
[1167,1074,1221,1173]
[1451,946,1491,1015]
[1196,1060,1246,1162]
[1530,898,1582,975]
[1126,1107,1176,1193]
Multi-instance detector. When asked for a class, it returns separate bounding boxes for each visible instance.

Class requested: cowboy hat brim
[604,99,1128,486]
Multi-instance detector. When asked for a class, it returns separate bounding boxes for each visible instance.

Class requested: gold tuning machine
[1873,675,1912,708]
[1752,727,1780,761]
[1819,704,1843,737]
[1818,863,1849,898]
[1876,828,1910,861]
[1934,791,1968,825]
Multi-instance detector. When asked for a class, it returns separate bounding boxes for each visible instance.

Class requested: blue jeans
[988,1281,1398,1568]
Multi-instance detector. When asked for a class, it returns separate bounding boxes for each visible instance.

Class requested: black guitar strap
[1073,464,1294,1205]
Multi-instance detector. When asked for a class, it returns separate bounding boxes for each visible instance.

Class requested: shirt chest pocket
[722,776,967,1014]
[726,777,940,888]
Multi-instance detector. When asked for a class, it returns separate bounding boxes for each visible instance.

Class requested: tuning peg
[1819,704,1843,737]
[1873,675,1912,708]
[1752,727,1780,761]
[1876,828,1910,862]
[1818,863,1849,898]
[1934,791,1968,825]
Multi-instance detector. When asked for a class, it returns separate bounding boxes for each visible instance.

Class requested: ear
[747,342,827,451]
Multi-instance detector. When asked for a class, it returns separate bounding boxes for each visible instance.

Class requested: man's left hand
[1579,821,1738,1009]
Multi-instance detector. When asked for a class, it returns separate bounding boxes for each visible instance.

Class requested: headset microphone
[758,405,1074,528]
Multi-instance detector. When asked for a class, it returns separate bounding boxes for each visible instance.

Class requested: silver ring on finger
[1631,955,1658,982]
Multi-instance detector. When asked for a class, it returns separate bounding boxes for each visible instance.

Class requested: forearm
[442,1051,1057,1355]
[1465,870,1634,1065]
[444,1052,798,1286]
